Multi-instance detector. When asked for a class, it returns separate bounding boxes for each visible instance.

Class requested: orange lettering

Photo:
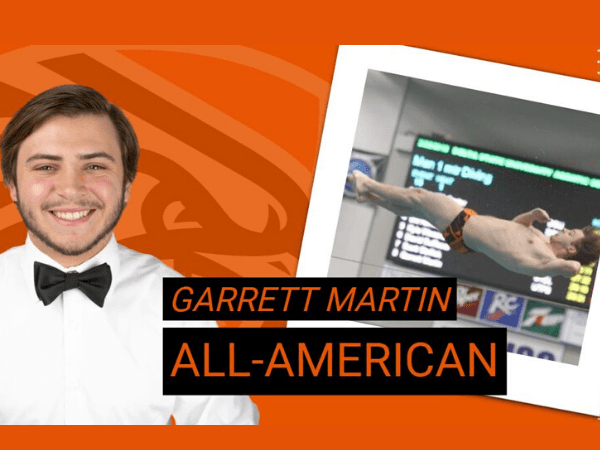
[192,287,213,312]
[407,342,433,377]
[366,343,390,377]
[204,342,225,377]
[217,287,237,312]
[302,287,320,311]
[428,287,452,312]
[299,343,332,376]
[470,343,496,376]
[238,287,258,312]
[282,287,299,311]
[339,343,361,376]
[229,343,250,377]
[258,287,277,311]
[173,286,194,312]
[402,287,419,311]
[170,343,199,377]
[328,287,356,311]
[265,343,294,376]
[436,343,465,376]
[354,288,376,311]
[379,287,399,312]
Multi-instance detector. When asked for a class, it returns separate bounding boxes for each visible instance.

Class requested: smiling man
[10,114,126,266]
[0,85,258,425]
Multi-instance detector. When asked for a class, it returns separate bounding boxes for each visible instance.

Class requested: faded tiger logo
[0,46,331,328]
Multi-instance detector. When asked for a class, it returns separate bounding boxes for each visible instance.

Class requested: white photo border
[297,45,600,416]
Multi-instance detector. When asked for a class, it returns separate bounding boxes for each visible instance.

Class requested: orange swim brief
[442,208,477,254]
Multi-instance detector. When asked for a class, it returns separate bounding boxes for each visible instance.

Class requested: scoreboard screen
[386,136,600,310]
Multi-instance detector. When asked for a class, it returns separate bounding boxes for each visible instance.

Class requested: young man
[0,85,258,425]
[348,170,600,278]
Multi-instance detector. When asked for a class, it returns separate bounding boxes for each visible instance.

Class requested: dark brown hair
[569,226,600,266]
[1,84,138,186]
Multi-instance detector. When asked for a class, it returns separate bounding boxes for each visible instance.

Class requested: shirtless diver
[348,170,600,278]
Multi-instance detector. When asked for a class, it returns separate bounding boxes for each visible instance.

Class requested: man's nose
[55,168,86,197]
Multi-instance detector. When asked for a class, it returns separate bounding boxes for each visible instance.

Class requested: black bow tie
[34,262,112,308]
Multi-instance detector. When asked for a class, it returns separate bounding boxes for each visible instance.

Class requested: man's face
[550,228,584,253]
[9,114,131,264]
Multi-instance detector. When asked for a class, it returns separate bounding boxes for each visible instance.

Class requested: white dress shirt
[0,235,258,425]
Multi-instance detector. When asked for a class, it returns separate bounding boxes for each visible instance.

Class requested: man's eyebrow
[25,154,62,163]
[78,152,116,162]
[25,152,117,164]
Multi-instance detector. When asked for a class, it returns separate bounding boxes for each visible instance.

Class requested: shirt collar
[21,234,121,306]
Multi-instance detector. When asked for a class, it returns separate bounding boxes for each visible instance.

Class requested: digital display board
[386,136,599,310]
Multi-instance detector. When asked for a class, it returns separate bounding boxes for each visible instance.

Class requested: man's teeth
[52,210,92,220]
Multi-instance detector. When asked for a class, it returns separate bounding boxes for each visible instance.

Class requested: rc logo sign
[479,290,524,328]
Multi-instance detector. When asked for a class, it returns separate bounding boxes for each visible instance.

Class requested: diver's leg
[348,170,463,230]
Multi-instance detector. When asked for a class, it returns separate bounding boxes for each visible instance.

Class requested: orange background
[0,45,598,443]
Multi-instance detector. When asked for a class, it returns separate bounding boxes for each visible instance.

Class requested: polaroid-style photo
[297,45,600,416]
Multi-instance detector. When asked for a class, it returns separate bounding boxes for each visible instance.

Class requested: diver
[348,170,600,278]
